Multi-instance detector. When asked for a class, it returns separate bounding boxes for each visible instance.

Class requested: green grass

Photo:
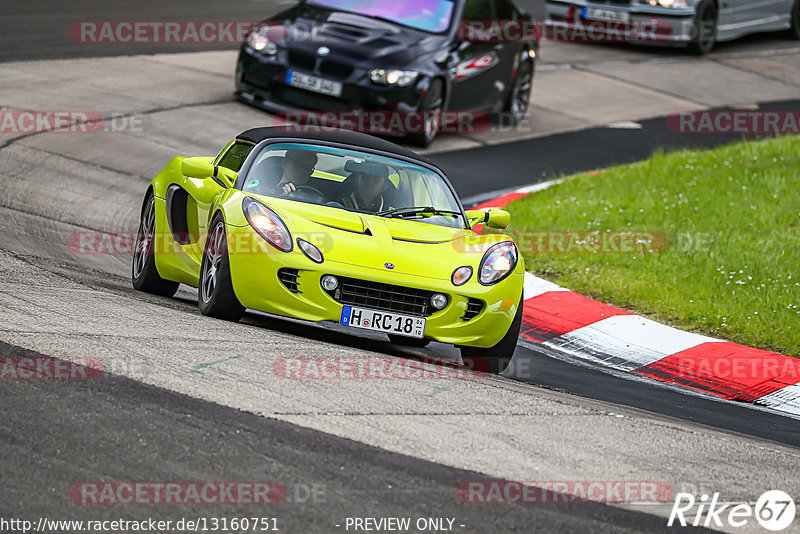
[505,135,800,356]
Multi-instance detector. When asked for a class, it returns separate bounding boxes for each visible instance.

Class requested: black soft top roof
[236,127,428,164]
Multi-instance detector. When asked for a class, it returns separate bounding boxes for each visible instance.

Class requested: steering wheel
[287,185,327,202]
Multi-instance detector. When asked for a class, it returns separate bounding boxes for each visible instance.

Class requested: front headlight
[243,198,292,252]
[297,238,324,264]
[247,27,278,55]
[479,242,518,285]
[369,69,419,87]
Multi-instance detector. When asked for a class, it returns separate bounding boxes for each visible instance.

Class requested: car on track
[132,128,525,373]
[546,0,800,54]
[235,0,539,146]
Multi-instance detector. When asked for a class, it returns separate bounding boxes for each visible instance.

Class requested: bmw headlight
[369,69,419,87]
[479,242,518,285]
[247,27,278,55]
[243,198,292,252]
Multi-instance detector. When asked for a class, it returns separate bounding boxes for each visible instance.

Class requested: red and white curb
[474,185,800,417]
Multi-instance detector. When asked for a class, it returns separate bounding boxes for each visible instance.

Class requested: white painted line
[544,315,722,371]
[756,383,800,415]
[523,271,569,300]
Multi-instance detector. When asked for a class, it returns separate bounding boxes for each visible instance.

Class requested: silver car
[546,0,800,53]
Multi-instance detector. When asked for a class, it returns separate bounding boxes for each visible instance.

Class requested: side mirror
[465,209,511,230]
[182,157,237,189]
[182,158,214,179]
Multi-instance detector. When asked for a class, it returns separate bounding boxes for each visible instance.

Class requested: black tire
[790,0,800,39]
[406,78,445,148]
[132,193,180,297]
[198,215,245,321]
[503,60,534,125]
[387,334,431,348]
[688,0,717,55]
[460,294,524,374]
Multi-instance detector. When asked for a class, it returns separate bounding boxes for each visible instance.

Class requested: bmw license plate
[286,70,343,97]
[582,7,630,22]
[339,306,425,339]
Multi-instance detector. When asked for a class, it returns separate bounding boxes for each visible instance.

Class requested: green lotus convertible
[132,128,524,372]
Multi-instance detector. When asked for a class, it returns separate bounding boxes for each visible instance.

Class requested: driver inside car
[336,164,394,213]
[272,149,319,196]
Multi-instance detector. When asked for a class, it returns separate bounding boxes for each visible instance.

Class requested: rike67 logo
[669,490,796,531]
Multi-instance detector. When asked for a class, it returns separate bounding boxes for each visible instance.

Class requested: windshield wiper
[375,206,461,218]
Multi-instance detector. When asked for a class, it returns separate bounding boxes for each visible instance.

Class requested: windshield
[238,143,465,229]
[309,0,456,33]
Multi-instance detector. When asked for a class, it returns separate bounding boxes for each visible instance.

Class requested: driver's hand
[281,182,296,195]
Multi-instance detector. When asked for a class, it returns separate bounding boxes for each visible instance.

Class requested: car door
[167,142,253,265]
[448,0,515,111]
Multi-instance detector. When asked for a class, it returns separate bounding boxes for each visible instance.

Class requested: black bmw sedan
[235,0,539,146]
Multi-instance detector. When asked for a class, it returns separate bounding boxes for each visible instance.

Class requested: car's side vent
[462,298,484,321]
[278,268,301,293]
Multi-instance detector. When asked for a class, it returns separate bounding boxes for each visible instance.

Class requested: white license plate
[582,7,630,22]
[339,306,425,339]
[286,70,343,97]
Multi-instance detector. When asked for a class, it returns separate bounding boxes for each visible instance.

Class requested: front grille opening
[324,276,436,317]
[462,298,485,321]
[319,60,354,80]
[288,49,316,72]
[278,268,301,293]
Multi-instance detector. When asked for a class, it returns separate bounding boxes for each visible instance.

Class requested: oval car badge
[384,263,395,270]
[317,46,331,57]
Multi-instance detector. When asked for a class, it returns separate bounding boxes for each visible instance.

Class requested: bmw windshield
[238,143,466,229]
[308,0,457,33]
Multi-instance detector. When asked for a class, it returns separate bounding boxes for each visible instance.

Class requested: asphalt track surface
[2,340,708,533]
[0,0,297,62]
[2,2,800,532]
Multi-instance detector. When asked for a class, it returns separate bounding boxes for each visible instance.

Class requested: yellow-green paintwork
[146,152,524,348]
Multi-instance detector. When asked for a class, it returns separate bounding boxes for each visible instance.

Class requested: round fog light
[321,275,338,291]
[430,293,448,310]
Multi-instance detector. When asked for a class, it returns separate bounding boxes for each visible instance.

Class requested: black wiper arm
[375,206,461,218]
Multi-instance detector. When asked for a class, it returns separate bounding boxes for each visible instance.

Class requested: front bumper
[546,1,696,44]
[235,45,428,115]
[225,223,524,348]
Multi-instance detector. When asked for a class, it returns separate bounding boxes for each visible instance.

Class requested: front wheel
[198,215,245,321]
[503,60,534,125]
[460,294,524,374]
[132,193,180,297]
[406,78,444,148]
[688,0,717,55]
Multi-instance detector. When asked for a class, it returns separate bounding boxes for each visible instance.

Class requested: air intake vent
[462,298,484,321]
[278,268,301,293]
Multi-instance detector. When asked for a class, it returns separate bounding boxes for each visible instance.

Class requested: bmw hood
[266,5,448,65]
